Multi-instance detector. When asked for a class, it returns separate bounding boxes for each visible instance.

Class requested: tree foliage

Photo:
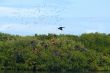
[0,32,110,71]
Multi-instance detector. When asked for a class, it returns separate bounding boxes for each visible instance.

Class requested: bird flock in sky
[0,0,66,35]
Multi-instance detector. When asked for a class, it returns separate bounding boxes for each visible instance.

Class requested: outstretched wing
[58,27,65,30]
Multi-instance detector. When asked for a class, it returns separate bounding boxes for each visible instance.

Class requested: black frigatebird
[58,27,65,31]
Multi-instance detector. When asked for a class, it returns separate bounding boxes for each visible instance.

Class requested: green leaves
[0,32,110,71]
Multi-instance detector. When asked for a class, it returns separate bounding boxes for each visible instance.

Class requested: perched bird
[58,27,65,30]
[31,40,36,50]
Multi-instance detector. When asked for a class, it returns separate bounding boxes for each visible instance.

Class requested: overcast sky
[0,0,110,35]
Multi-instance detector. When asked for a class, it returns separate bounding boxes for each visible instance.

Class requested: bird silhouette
[58,27,65,30]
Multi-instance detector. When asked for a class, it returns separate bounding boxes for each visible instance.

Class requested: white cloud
[0,24,60,35]
[0,6,63,35]
[85,27,105,33]
[0,7,60,17]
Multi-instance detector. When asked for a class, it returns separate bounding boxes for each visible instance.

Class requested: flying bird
[58,27,65,31]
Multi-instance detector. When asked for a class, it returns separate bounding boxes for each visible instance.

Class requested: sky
[0,0,110,35]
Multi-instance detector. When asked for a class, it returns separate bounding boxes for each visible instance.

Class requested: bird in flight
[58,27,65,31]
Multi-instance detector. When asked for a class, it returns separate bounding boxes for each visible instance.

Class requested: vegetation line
[0,32,110,71]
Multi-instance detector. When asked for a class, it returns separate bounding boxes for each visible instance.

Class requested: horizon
[0,0,110,35]
[0,31,110,36]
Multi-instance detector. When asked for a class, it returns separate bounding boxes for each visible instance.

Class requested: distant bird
[58,27,65,31]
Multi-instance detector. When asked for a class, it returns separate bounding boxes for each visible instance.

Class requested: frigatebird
[58,27,65,30]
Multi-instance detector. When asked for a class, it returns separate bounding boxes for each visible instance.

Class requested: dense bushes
[0,32,110,71]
